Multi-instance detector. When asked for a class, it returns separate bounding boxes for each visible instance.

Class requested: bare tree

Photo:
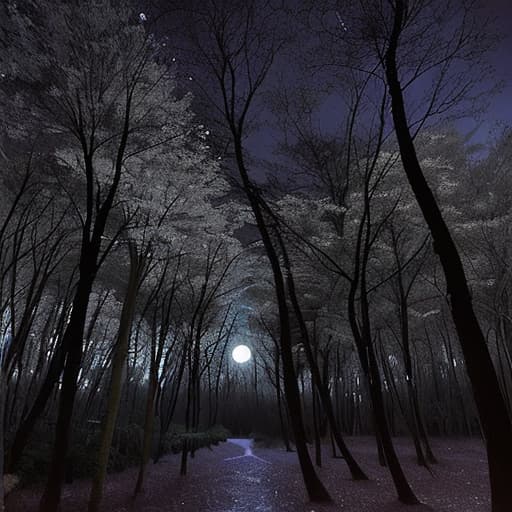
[310,1,512,509]
[158,0,331,501]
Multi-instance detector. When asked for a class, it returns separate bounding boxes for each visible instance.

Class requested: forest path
[6,437,489,512]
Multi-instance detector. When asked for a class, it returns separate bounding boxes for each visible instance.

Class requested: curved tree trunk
[385,3,512,510]
[393,249,435,466]
[7,338,67,472]
[234,141,331,502]
[283,263,368,480]
[6,289,76,472]
[348,282,419,504]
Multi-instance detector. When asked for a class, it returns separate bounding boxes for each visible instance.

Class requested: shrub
[162,424,230,455]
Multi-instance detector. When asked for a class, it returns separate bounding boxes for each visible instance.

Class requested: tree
[1,1,201,508]
[158,0,332,501]
[87,64,230,509]
[318,1,512,509]
[274,79,420,502]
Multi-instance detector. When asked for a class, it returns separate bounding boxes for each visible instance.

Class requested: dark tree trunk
[6,283,75,472]
[312,386,322,467]
[234,141,330,502]
[367,344,418,503]
[7,336,66,472]
[283,267,367,480]
[348,283,419,504]
[379,338,427,467]
[274,347,292,452]
[39,269,95,512]
[392,246,435,466]
[385,3,512,510]
[135,320,161,493]
[342,165,418,503]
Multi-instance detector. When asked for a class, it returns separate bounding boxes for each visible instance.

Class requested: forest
[0,0,511,511]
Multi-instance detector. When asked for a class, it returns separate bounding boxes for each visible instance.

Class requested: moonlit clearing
[231,344,251,363]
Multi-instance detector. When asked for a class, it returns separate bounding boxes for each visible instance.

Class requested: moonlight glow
[232,345,251,364]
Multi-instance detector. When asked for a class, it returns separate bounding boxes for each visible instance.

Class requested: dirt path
[6,437,490,511]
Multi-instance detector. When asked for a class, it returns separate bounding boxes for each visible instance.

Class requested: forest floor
[6,436,489,511]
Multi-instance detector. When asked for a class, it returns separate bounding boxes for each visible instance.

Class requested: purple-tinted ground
[6,437,489,511]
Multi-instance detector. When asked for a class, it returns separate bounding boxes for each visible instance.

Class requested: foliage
[161,424,231,454]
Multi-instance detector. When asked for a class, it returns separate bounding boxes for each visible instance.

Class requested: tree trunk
[7,342,66,473]
[155,348,187,462]
[367,344,418,503]
[6,298,72,472]
[395,260,434,466]
[312,386,322,467]
[284,269,367,480]
[88,250,141,512]
[234,141,330,502]
[134,329,159,494]
[385,3,512,509]
[348,284,419,504]
[39,271,94,512]
[0,369,6,512]
[274,347,292,452]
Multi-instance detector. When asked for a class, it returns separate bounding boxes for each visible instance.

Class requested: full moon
[232,344,251,364]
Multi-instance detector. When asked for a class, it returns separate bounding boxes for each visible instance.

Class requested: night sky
[465,0,512,141]
[144,0,511,173]
[240,0,512,172]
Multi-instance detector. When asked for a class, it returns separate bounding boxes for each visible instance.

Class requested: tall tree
[158,0,331,501]
[2,1,196,509]
[314,1,512,509]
